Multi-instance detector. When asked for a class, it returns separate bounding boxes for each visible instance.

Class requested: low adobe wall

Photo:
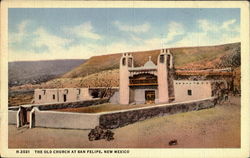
[8,110,17,125]
[31,108,99,129]
[9,98,108,128]
[99,97,216,129]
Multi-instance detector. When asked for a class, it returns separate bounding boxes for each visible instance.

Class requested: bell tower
[157,49,173,103]
[119,53,134,105]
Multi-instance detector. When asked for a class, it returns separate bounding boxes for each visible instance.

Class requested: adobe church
[119,49,226,105]
[32,49,227,105]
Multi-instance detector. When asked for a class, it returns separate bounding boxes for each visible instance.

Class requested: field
[8,96,240,148]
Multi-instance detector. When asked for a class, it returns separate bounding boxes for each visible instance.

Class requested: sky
[8,8,240,61]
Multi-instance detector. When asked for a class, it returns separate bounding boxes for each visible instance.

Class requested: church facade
[119,49,174,105]
[119,49,226,105]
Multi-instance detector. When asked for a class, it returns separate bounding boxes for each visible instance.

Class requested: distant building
[34,88,92,104]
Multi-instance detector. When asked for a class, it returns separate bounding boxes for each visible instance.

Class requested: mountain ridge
[9,59,86,87]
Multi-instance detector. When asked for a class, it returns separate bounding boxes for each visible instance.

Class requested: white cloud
[165,22,185,42]
[9,19,240,62]
[33,27,72,51]
[9,20,30,44]
[63,21,101,40]
[198,19,219,32]
[198,18,238,33]
[171,19,240,47]
[222,19,236,30]
[113,21,151,33]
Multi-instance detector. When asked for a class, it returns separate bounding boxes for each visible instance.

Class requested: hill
[63,42,240,78]
[9,59,85,87]
[9,42,241,91]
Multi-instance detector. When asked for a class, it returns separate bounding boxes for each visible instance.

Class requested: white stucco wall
[174,80,212,102]
[33,109,99,129]
[8,110,17,124]
[34,89,58,104]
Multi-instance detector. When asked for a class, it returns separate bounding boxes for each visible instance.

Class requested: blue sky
[9,8,240,61]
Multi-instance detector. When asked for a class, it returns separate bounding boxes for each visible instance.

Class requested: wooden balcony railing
[129,79,158,86]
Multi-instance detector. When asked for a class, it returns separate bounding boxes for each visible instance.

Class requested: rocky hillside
[9,59,85,87]
[63,42,240,78]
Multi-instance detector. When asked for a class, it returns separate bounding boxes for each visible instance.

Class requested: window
[187,90,192,96]
[63,94,67,102]
[39,95,41,100]
[167,55,171,67]
[128,58,132,67]
[53,94,55,100]
[122,58,126,66]
[160,55,164,63]
[77,89,81,95]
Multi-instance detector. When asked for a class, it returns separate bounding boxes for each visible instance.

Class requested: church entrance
[145,90,155,104]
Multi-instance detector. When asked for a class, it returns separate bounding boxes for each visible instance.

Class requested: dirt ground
[8,96,240,148]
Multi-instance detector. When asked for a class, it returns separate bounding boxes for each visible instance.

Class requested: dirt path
[8,96,240,148]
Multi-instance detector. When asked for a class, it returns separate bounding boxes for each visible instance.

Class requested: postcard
[0,1,249,158]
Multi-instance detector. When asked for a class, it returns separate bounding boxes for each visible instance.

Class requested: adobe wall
[57,88,92,103]
[34,88,92,104]
[34,89,58,104]
[8,110,17,125]
[174,81,212,102]
[32,108,99,129]
[99,97,216,129]
[109,91,120,104]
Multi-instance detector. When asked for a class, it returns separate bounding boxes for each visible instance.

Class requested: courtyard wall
[27,97,216,130]
[8,110,17,125]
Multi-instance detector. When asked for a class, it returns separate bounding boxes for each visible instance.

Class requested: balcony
[129,78,158,86]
